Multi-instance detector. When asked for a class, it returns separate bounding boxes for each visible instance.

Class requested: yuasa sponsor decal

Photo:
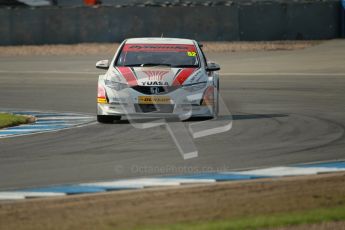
[141,81,169,86]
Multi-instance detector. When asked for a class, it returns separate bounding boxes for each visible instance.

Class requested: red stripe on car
[172,68,196,86]
[117,67,138,86]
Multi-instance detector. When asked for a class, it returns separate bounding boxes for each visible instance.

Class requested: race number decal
[187,51,197,57]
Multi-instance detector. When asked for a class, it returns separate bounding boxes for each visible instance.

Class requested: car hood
[111,66,203,87]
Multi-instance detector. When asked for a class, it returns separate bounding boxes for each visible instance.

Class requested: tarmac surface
[0,40,344,190]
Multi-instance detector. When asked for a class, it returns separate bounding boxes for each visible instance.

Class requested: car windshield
[115,43,199,68]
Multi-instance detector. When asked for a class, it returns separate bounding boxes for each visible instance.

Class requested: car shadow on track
[232,113,288,121]
[104,113,288,124]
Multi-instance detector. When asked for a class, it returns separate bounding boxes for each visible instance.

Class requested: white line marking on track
[0,129,51,132]
[0,110,96,139]
[82,178,216,189]
[227,166,345,177]
[0,192,66,200]
[0,121,98,139]
[37,116,93,120]
[1,163,344,201]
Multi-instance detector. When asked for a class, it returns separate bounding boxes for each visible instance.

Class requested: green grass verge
[0,113,30,129]
[137,205,345,230]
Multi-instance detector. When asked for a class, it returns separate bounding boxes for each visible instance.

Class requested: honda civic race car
[96,37,220,123]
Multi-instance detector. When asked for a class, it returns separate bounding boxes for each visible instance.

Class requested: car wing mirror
[96,60,109,70]
[206,62,220,72]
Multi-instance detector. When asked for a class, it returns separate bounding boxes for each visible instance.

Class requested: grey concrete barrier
[239,1,340,40]
[0,0,341,45]
[286,1,340,40]
[239,2,288,41]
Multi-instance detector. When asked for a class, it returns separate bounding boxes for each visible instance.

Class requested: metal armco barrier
[0,0,340,45]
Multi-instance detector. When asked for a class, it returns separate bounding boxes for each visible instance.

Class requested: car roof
[125,37,195,45]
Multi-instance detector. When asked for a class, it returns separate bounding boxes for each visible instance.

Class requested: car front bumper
[97,86,213,119]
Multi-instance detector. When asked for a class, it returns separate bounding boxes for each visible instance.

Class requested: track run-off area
[0,40,344,191]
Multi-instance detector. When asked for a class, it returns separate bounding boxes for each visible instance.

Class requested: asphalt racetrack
[0,40,344,190]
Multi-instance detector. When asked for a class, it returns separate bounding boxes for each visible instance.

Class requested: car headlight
[182,82,207,92]
[104,80,128,91]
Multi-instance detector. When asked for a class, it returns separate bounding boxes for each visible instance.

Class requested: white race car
[96,37,220,123]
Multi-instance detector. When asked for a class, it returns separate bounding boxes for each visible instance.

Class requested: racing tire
[97,115,121,123]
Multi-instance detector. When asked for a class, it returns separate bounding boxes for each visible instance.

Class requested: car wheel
[97,115,121,123]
